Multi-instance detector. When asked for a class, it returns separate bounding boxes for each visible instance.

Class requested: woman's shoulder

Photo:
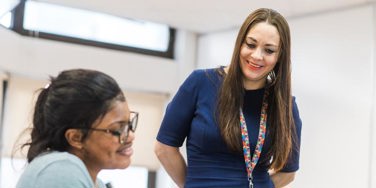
[32,151,84,167]
[17,151,93,188]
[189,67,224,84]
[191,67,223,76]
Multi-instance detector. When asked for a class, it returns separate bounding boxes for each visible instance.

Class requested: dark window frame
[10,0,175,59]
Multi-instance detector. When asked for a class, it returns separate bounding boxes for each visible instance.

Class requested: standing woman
[16,69,138,188]
[155,8,302,188]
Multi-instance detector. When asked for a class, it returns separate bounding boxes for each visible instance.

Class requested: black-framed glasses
[80,111,138,144]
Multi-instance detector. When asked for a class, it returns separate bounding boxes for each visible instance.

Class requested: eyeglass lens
[119,112,138,144]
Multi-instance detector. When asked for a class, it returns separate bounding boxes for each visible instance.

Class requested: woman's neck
[243,79,266,90]
[70,150,99,186]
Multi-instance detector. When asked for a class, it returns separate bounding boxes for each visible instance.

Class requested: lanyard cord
[240,89,269,187]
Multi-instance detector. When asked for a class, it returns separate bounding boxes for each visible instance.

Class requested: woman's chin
[118,159,131,169]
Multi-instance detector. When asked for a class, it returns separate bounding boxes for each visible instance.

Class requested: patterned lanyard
[240,89,269,188]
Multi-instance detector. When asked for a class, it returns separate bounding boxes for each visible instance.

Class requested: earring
[267,70,276,86]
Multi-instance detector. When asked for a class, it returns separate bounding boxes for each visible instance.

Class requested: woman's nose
[127,131,135,142]
[251,47,263,60]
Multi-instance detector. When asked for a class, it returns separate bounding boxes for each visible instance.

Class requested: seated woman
[16,69,138,188]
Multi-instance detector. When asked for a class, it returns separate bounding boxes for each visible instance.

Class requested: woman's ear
[65,129,84,150]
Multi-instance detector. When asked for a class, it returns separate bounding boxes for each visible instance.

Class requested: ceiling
[26,0,376,33]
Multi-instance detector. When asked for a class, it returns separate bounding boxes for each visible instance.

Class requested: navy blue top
[157,68,302,188]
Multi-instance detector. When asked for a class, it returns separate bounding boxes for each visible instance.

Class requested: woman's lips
[118,143,133,156]
[247,61,263,71]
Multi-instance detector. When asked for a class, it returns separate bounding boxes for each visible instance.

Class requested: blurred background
[0,0,376,187]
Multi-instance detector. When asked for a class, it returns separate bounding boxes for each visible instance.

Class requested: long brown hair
[217,8,296,171]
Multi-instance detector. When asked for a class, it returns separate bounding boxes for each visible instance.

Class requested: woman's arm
[269,171,296,188]
[155,141,187,188]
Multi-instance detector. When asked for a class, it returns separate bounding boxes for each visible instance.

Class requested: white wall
[290,6,374,188]
[371,4,376,188]
[197,29,237,69]
[196,4,376,188]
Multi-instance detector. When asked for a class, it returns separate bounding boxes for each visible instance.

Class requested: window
[0,12,12,28]
[11,0,175,58]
